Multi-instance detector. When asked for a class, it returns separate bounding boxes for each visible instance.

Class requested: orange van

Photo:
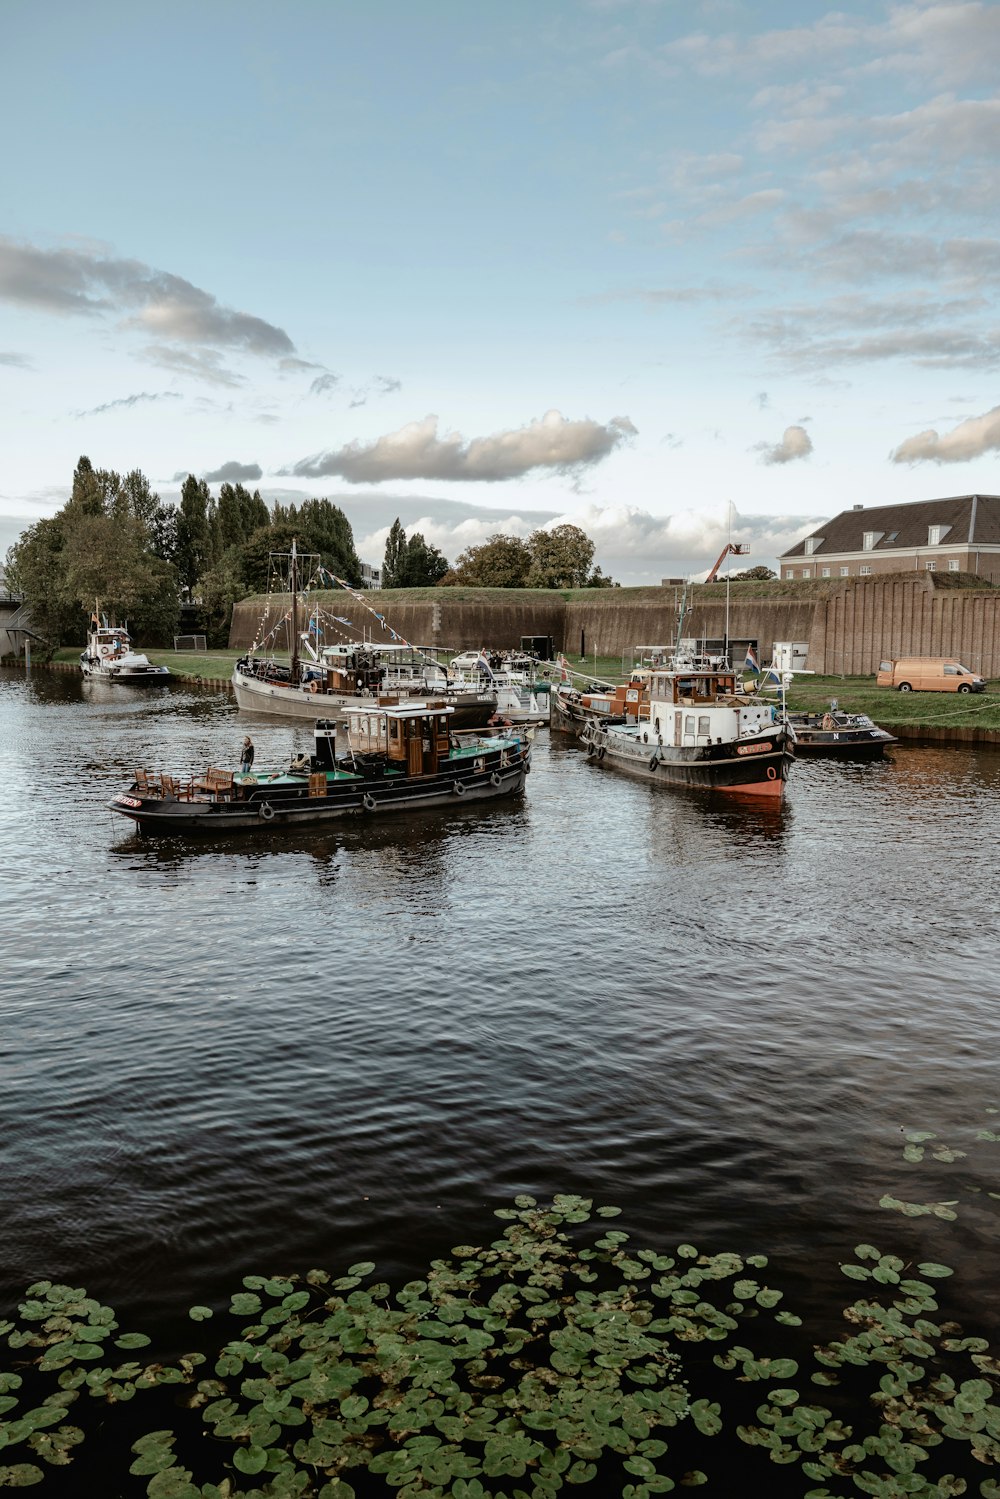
[876,657,986,693]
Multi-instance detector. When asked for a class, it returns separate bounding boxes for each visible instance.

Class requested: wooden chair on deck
[160,773,193,801]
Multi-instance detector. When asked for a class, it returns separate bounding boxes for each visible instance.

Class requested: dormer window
[804,536,822,556]
[928,524,950,545]
[862,531,883,551]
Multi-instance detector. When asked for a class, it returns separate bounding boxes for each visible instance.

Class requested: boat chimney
[314,718,338,770]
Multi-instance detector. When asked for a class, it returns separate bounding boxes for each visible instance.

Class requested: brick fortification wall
[229,575,1000,676]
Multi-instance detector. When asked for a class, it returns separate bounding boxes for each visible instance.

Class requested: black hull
[790,735,892,759]
[110,760,528,837]
[585,726,790,797]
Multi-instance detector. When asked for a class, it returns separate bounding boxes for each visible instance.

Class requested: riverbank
[9,652,1000,744]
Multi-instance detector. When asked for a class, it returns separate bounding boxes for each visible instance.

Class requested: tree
[382,519,407,588]
[402,532,449,587]
[6,458,180,648]
[451,534,532,588]
[731,564,777,581]
[526,524,596,589]
[176,476,212,600]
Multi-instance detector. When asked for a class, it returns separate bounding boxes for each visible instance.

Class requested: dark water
[2,665,999,1349]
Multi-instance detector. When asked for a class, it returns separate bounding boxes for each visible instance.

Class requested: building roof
[780,494,1000,559]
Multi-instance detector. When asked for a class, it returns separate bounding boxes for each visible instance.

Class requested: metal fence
[173,634,207,651]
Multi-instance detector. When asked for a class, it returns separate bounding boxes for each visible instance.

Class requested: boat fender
[596,745,605,760]
[767,766,777,781]
[642,731,648,743]
[523,759,530,774]
[490,772,502,787]
[649,755,659,772]
[453,781,466,795]
[307,681,319,694]
[658,735,663,746]
[259,801,275,821]
[363,792,376,810]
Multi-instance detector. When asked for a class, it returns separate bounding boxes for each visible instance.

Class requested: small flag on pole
[744,644,759,674]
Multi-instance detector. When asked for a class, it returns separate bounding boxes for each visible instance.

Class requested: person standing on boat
[240,736,255,774]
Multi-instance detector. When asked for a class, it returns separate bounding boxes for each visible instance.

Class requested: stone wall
[229,576,1000,677]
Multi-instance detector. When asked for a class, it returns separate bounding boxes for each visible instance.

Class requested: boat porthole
[363,792,376,810]
[453,781,466,795]
[767,767,777,780]
[259,801,275,821]
[490,772,502,787]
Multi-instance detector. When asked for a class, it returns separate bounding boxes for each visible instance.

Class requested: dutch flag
[744,644,760,674]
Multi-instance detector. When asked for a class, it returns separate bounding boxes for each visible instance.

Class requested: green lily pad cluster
[0,1161,997,1496]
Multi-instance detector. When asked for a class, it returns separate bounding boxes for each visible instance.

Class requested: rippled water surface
[3,666,999,1339]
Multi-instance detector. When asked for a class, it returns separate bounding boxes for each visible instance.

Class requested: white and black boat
[582,663,791,799]
[80,614,171,684]
[109,705,531,836]
[787,708,896,759]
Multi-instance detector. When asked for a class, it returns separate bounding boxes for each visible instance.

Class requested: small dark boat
[109,706,531,836]
[787,709,896,759]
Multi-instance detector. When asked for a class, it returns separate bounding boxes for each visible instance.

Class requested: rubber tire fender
[490,771,502,787]
[363,792,376,811]
[259,801,275,821]
[453,781,466,795]
[596,745,605,760]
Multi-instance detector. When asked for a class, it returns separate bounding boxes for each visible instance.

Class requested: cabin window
[684,715,695,734]
[698,715,711,735]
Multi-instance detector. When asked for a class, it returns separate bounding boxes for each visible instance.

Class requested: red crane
[705,541,750,582]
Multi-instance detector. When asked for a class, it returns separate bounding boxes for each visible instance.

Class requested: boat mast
[290,538,299,684]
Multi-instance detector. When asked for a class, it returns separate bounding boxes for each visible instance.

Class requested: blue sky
[3,0,1000,581]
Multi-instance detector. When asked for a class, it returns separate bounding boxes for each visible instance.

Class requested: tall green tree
[382,519,407,587]
[176,475,212,599]
[450,533,532,588]
[402,531,449,587]
[526,524,596,588]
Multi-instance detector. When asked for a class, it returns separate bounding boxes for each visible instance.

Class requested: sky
[3,0,1000,583]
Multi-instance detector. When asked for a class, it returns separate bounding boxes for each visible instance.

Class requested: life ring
[306,682,319,694]
[766,766,777,781]
[596,746,605,760]
[259,802,275,821]
[363,792,376,811]
[453,781,466,795]
[649,755,659,772]
[490,772,502,787]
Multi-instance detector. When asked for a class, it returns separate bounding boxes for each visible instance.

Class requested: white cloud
[890,402,1000,463]
[284,410,637,483]
[755,424,813,465]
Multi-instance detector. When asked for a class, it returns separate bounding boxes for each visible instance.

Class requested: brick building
[779,494,1000,583]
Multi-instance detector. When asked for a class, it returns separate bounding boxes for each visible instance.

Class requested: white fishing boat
[232,544,497,728]
[80,612,172,684]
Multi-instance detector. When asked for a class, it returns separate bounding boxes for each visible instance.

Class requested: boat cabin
[646,670,776,749]
[341,702,455,776]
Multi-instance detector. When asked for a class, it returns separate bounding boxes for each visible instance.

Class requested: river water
[2,666,999,1354]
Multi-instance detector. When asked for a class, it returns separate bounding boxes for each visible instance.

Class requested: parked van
[876,657,986,693]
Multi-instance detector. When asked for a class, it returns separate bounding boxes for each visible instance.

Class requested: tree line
[5,457,364,648]
[381,520,615,590]
[4,456,615,652]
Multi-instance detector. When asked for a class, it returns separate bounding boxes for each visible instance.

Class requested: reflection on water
[2,666,1000,1349]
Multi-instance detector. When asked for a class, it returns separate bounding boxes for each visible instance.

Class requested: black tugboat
[109,706,531,836]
